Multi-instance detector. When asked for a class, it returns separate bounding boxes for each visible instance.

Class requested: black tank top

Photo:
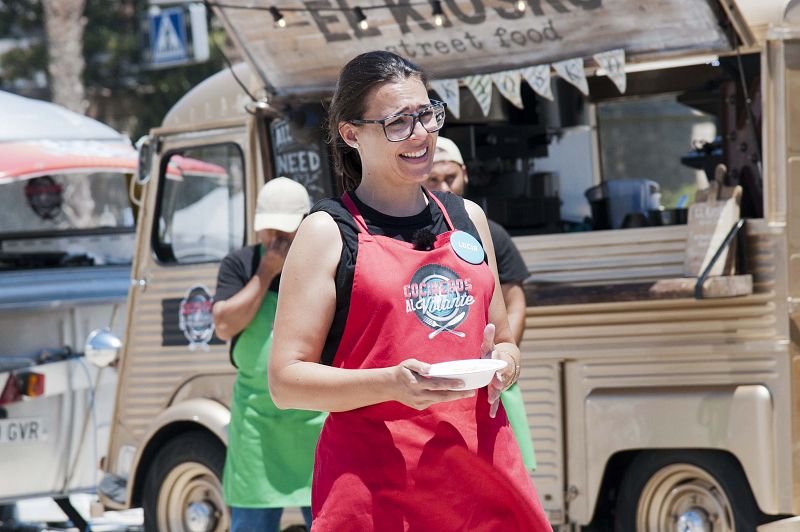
[311,190,481,365]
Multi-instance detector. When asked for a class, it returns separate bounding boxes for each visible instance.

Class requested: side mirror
[135,135,153,185]
[84,328,122,368]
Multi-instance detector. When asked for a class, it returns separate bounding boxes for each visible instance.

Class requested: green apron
[501,383,537,470]
[223,289,327,508]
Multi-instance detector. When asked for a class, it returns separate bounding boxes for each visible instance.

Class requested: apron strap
[341,192,370,234]
[341,188,456,234]
[424,189,455,231]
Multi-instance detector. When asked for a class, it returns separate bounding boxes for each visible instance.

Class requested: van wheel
[614,451,759,532]
[142,431,229,532]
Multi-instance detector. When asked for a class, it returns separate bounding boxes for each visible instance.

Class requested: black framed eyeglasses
[350,100,447,142]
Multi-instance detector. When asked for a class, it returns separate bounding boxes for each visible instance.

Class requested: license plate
[0,418,44,444]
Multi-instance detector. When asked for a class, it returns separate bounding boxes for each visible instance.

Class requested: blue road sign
[149,8,188,66]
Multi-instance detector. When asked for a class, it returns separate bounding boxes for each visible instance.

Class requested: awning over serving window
[0,141,138,182]
[210,0,739,97]
[0,142,228,183]
[0,90,139,182]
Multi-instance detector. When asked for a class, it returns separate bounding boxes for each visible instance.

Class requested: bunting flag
[429,78,461,119]
[491,70,523,109]
[552,57,589,96]
[519,64,553,101]
[463,74,493,117]
[593,48,627,94]
[429,50,625,112]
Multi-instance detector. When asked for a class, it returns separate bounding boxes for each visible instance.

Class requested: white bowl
[426,358,508,390]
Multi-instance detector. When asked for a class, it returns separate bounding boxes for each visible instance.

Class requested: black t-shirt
[488,219,528,285]
[214,244,281,359]
[312,190,480,366]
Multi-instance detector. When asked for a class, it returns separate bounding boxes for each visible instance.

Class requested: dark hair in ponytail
[328,51,428,192]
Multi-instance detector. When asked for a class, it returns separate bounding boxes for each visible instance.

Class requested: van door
[106,126,249,523]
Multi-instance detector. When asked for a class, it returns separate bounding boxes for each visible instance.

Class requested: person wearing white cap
[427,136,538,473]
[213,177,325,531]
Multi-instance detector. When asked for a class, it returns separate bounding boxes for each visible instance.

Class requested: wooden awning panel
[213,0,732,96]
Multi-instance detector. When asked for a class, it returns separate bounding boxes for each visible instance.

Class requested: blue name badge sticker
[450,231,485,264]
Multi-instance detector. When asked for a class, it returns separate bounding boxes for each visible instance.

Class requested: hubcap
[186,501,214,532]
[637,463,734,532]
[157,461,229,531]
[676,508,710,532]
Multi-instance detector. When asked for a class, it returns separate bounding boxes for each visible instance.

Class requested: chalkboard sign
[270,118,333,203]
[683,184,742,278]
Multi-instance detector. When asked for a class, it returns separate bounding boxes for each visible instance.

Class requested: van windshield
[0,171,135,270]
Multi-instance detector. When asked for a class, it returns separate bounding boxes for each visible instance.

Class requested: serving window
[434,53,761,240]
[427,53,762,304]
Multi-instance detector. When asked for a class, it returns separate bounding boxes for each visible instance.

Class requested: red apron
[312,191,551,531]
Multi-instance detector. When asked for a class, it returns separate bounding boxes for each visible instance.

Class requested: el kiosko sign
[211,0,731,99]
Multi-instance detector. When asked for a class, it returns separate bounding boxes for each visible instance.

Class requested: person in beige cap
[427,136,538,472]
[213,177,325,531]
[426,136,468,195]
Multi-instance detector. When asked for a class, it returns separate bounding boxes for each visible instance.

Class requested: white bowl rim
[427,358,507,377]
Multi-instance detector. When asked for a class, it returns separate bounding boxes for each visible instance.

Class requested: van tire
[142,431,228,532]
[614,451,759,532]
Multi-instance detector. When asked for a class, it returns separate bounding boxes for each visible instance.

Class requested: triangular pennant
[594,48,627,94]
[429,79,460,119]
[491,70,523,109]
[552,58,589,96]
[519,65,553,101]
[463,74,493,117]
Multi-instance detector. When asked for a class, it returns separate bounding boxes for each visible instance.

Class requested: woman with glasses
[269,51,551,531]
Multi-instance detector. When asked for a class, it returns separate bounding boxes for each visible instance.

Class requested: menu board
[270,117,334,203]
[683,186,742,278]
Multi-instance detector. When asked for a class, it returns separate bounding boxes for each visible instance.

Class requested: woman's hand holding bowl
[393,358,475,410]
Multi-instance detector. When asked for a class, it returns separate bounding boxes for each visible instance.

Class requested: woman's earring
[352,143,359,149]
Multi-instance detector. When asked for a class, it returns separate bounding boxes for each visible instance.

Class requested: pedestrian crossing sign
[149,7,188,66]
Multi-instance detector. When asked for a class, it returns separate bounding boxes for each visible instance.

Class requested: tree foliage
[0,41,46,81]
[0,0,225,139]
[0,0,42,37]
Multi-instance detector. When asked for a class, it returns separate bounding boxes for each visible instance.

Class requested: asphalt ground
[2,495,310,531]
[4,495,141,531]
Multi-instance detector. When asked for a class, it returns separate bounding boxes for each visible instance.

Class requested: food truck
[0,90,138,527]
[93,0,800,529]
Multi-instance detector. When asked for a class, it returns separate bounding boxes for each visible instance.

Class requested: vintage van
[95,0,800,530]
[0,91,138,528]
